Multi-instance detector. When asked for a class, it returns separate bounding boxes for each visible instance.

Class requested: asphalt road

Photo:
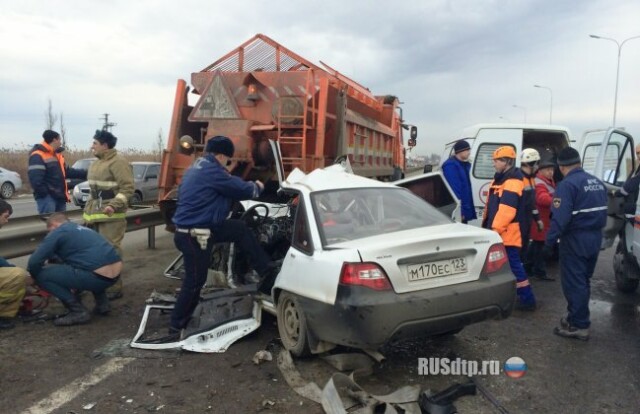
[8,194,81,218]
[1,230,639,413]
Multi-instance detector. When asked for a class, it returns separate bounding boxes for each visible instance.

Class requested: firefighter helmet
[520,148,541,163]
[493,146,516,160]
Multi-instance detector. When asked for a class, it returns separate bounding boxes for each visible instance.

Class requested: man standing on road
[519,148,543,266]
[83,130,134,300]
[163,136,275,341]
[482,146,536,311]
[544,147,607,341]
[28,213,122,326]
[28,130,87,214]
[0,200,30,330]
[441,139,477,224]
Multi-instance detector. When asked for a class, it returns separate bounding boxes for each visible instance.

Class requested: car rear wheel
[613,240,640,293]
[130,192,142,205]
[1,182,14,199]
[277,292,310,357]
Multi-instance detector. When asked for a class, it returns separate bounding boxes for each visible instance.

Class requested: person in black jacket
[28,130,87,214]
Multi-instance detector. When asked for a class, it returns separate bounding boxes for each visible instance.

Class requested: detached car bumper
[297,269,515,349]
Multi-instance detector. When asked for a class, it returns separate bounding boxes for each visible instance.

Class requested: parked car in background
[0,167,23,199]
[72,161,161,207]
[66,158,96,192]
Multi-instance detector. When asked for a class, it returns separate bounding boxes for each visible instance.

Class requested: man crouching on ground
[27,213,123,326]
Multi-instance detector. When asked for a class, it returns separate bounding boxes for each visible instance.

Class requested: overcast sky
[1,0,639,157]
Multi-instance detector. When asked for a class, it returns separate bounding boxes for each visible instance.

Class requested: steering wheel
[241,203,269,227]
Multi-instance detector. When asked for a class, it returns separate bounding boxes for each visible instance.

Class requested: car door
[579,128,635,248]
[393,172,461,222]
[143,164,160,201]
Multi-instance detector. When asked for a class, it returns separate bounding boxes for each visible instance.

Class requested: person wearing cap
[28,130,87,214]
[441,139,477,223]
[482,146,536,311]
[543,147,607,341]
[518,148,543,264]
[165,135,274,341]
[83,130,134,300]
[525,158,557,281]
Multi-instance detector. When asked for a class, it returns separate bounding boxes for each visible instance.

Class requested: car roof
[282,165,396,193]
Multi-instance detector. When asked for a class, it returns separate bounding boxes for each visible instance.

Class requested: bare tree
[155,129,164,161]
[44,98,58,130]
[59,113,67,147]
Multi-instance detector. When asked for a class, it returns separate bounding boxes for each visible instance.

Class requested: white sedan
[132,161,516,354]
[0,167,22,199]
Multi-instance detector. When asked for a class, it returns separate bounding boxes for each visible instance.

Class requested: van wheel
[277,292,310,357]
[1,182,14,199]
[613,240,640,293]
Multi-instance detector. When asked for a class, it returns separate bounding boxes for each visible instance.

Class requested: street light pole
[589,34,640,127]
[512,104,527,123]
[533,84,553,124]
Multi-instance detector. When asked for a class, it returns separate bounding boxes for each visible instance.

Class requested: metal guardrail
[0,206,165,259]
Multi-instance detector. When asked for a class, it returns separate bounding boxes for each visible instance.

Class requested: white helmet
[520,148,540,163]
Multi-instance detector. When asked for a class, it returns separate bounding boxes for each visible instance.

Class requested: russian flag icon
[504,356,527,378]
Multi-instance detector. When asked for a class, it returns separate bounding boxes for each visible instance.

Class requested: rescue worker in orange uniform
[28,130,87,214]
[482,146,537,311]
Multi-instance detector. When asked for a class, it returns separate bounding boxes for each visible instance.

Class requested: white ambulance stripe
[571,206,608,215]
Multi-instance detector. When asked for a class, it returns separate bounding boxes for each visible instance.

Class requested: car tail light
[339,262,392,291]
[482,243,508,275]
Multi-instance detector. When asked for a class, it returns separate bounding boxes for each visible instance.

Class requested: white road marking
[21,357,135,414]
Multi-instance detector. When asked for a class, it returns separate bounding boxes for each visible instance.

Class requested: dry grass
[0,146,161,193]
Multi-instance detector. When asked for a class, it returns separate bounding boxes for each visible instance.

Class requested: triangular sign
[189,70,240,121]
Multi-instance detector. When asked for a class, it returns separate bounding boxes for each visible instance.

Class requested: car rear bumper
[297,269,515,349]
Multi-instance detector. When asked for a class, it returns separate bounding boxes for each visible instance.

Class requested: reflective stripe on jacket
[83,149,134,223]
[28,141,86,201]
[482,167,525,247]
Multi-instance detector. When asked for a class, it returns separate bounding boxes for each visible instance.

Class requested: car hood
[328,223,503,294]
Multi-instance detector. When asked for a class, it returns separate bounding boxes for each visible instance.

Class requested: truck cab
[440,123,572,225]
[578,128,639,292]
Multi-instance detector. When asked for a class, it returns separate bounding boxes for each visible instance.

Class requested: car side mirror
[410,125,418,140]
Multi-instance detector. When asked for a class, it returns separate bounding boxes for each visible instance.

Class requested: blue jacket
[27,222,121,277]
[28,142,86,201]
[441,156,477,221]
[545,168,607,256]
[172,155,262,228]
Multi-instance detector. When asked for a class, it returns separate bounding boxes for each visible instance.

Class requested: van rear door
[579,128,635,248]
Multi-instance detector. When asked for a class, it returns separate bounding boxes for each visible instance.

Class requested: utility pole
[99,113,117,132]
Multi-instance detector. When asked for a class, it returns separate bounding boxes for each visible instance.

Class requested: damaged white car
[132,151,516,354]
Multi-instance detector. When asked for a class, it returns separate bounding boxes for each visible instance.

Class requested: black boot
[0,317,16,330]
[93,291,111,315]
[54,300,91,326]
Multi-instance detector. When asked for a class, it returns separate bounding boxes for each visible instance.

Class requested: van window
[605,132,633,185]
[473,143,515,179]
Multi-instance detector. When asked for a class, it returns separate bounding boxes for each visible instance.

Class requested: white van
[440,123,572,224]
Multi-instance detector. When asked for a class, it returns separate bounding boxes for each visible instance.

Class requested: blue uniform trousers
[34,264,116,303]
[506,246,535,306]
[559,235,599,329]
[170,219,270,330]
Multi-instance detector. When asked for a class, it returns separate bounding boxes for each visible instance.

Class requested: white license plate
[81,194,88,202]
[407,257,467,281]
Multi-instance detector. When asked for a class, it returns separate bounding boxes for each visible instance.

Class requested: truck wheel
[277,292,310,357]
[392,167,404,181]
[613,240,640,293]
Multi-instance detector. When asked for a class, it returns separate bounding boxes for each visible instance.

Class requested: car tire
[130,192,142,205]
[0,182,14,199]
[613,240,640,293]
[277,292,310,357]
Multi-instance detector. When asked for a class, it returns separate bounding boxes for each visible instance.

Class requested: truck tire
[392,166,404,181]
[613,240,640,293]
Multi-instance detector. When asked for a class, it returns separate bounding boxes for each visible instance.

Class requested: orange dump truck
[158,34,417,211]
